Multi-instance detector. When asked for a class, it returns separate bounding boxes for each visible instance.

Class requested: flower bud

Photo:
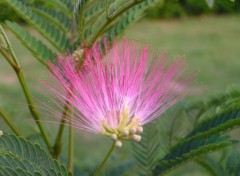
[111,134,118,141]
[122,130,129,137]
[115,140,122,148]
[129,128,136,134]
[136,127,143,134]
[131,134,141,142]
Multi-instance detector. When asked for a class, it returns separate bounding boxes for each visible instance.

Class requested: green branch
[0,107,23,136]
[0,25,52,153]
[53,102,70,159]
[68,113,74,173]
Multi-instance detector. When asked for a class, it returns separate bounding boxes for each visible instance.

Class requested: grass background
[0,15,240,175]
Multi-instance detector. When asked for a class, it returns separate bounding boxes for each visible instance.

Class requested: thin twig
[53,102,70,159]
[68,110,74,173]
[0,107,23,136]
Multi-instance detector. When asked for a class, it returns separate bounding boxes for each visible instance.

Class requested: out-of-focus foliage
[147,0,240,19]
[132,85,240,175]
[132,121,161,176]
[196,147,240,176]
[1,0,240,22]
[0,2,23,22]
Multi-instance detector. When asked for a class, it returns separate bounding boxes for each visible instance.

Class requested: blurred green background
[1,0,240,22]
[0,0,240,175]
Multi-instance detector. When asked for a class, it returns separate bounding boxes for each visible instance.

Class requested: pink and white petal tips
[42,39,193,148]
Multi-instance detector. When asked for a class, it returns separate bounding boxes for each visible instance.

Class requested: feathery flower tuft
[42,40,193,147]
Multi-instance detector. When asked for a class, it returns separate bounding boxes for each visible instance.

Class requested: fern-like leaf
[195,156,226,176]
[186,107,240,138]
[102,7,144,42]
[0,133,71,175]
[42,0,72,18]
[195,147,240,176]
[132,122,161,176]
[153,104,240,175]
[74,0,89,42]
[30,5,72,33]
[153,134,238,175]
[3,0,71,52]
[186,85,240,115]
[85,0,107,20]
[59,0,74,12]
[225,148,240,175]
[5,21,55,65]
[0,166,32,176]
[84,0,160,46]
[103,0,159,39]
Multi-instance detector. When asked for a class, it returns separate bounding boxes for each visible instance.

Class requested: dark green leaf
[132,122,161,176]
[0,134,71,175]
[187,108,240,138]
[84,0,160,45]
[30,5,72,33]
[3,0,71,52]
[5,21,55,65]
[74,0,89,41]
[153,134,236,175]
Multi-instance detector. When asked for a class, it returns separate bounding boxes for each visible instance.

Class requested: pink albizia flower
[42,40,193,147]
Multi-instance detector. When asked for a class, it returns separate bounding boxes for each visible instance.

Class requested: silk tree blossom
[42,40,193,148]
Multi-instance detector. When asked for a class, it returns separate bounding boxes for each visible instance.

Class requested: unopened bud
[115,140,122,148]
[131,134,141,142]
[136,127,143,134]
[111,134,118,141]
[73,49,84,61]
[0,130,3,136]
[122,130,129,137]
[129,128,136,134]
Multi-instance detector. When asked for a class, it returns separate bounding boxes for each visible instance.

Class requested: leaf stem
[0,25,20,66]
[0,107,23,136]
[105,0,109,20]
[93,142,115,176]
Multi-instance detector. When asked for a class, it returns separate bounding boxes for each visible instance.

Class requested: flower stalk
[93,142,115,176]
[68,113,74,173]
